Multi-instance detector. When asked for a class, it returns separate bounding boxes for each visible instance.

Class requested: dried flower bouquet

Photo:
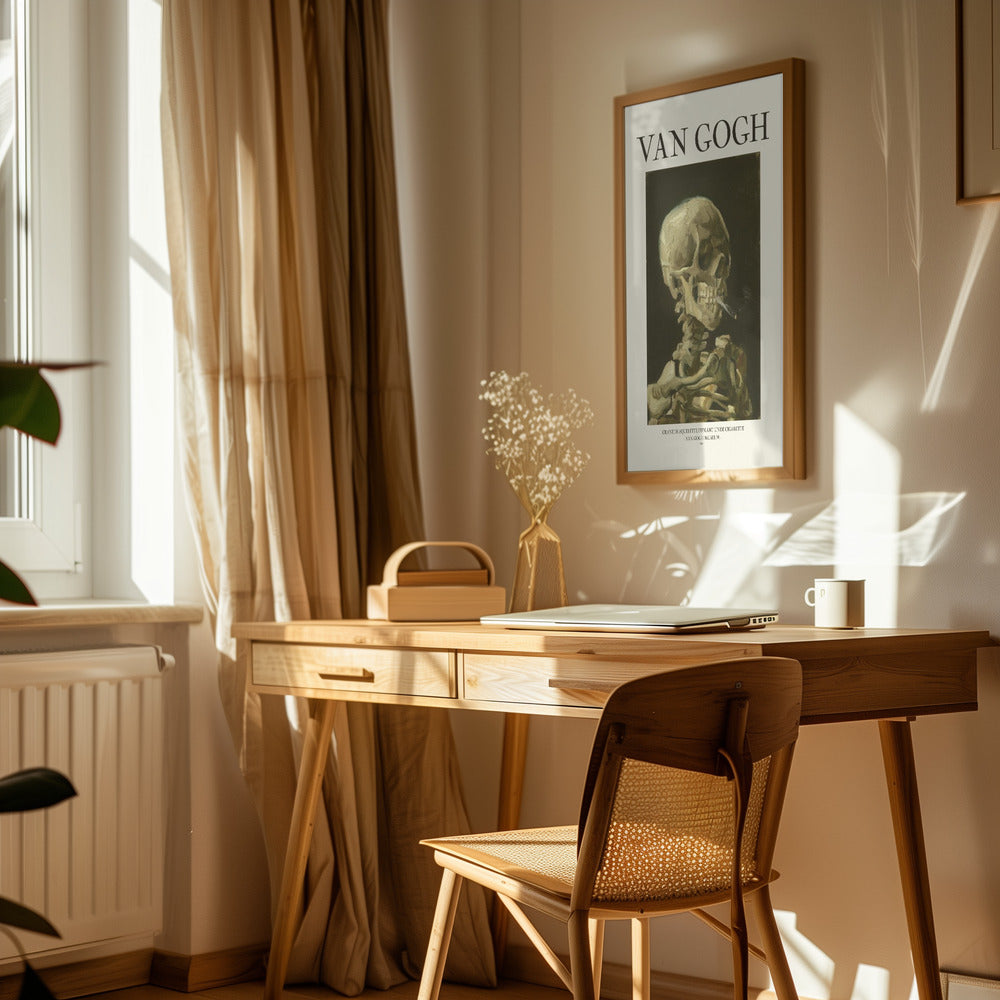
[479,370,593,609]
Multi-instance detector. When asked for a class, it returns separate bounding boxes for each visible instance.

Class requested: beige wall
[390,1,1000,998]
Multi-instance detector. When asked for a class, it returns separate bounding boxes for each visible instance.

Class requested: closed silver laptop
[481,603,778,634]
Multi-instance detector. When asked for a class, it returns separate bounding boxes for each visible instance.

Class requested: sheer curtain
[160,0,495,993]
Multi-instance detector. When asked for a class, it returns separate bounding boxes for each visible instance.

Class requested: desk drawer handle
[547,677,618,694]
[317,668,375,683]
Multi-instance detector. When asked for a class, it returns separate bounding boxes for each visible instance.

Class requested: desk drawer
[253,643,456,698]
[463,654,660,710]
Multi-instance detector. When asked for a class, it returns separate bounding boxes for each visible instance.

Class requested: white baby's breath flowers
[479,370,593,522]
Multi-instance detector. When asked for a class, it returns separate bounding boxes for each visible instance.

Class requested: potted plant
[0,360,82,998]
[0,361,88,604]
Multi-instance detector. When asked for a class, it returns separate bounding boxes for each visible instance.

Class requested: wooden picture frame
[956,0,1000,204]
[615,59,805,485]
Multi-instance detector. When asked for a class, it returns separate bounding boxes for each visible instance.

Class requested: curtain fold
[160,0,495,993]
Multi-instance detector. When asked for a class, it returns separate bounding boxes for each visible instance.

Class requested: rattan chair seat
[423,825,578,896]
[424,808,771,906]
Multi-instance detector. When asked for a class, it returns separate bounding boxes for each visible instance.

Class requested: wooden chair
[416,657,803,1000]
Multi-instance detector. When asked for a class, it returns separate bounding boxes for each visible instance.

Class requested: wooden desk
[233,620,990,1000]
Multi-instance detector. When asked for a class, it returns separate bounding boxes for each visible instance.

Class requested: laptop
[481,603,779,634]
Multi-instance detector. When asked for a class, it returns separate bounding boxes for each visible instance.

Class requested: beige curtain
[160,0,495,993]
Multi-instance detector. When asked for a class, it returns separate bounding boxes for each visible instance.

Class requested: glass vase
[509,518,567,612]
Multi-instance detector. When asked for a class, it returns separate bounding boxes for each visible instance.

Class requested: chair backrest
[572,656,802,910]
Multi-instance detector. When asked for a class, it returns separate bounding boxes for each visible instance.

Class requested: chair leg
[568,911,597,1000]
[418,867,464,1000]
[749,886,798,1000]
[631,918,650,1000]
[589,918,605,998]
[732,913,749,1000]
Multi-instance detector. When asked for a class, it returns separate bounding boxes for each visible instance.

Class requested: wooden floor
[99,980,564,1000]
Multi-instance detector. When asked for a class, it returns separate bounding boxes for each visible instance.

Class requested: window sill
[0,600,204,630]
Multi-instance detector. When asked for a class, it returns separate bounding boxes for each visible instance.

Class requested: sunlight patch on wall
[832,405,900,626]
[608,506,711,601]
[774,909,835,1000]
[611,407,962,616]
[771,911,894,1000]
[851,964,891,1000]
[922,205,998,412]
[869,1,890,276]
[613,487,964,609]
[619,515,690,538]
[901,0,926,392]
[687,489,782,607]
[763,492,964,569]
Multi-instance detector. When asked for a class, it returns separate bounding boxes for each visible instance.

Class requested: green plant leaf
[0,898,60,938]
[19,961,58,1000]
[0,768,76,813]
[0,561,36,606]
[0,361,99,444]
[0,365,61,444]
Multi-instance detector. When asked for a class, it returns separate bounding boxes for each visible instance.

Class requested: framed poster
[615,59,805,484]
[956,0,1000,203]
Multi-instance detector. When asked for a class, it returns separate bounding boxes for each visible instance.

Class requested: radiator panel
[0,647,165,959]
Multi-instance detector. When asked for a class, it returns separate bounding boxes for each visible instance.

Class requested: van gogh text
[637,111,770,161]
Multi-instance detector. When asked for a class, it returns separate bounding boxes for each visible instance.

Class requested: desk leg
[264,699,337,1000]
[878,719,944,1000]
[491,713,530,968]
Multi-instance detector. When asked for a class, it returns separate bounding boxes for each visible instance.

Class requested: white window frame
[0,0,91,600]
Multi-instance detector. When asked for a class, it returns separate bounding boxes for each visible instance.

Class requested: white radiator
[0,646,168,959]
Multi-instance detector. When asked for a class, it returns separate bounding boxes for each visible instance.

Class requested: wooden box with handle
[366,541,507,621]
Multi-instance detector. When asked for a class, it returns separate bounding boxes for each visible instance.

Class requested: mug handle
[804,586,816,607]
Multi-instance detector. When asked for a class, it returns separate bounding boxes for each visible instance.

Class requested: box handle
[380,541,496,586]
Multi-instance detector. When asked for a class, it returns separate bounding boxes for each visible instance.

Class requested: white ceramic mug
[804,578,865,628]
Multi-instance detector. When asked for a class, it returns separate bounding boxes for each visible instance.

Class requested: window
[0,0,91,600]
[1,1,181,605]
[0,0,22,517]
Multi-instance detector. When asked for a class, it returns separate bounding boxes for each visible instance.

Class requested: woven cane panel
[438,825,578,887]
[591,756,771,903]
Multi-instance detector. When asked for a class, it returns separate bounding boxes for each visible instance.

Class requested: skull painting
[658,196,731,337]
[647,195,752,424]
